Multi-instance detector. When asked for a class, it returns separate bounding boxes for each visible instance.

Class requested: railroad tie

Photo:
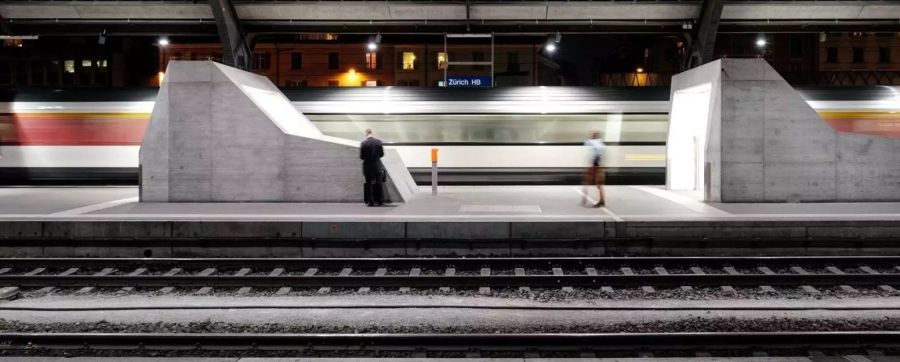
[825,266,858,293]
[118,268,148,293]
[439,267,455,293]
[37,268,79,295]
[235,268,256,295]
[479,267,491,295]
[515,268,530,294]
[655,267,691,292]
[194,268,219,295]
[0,267,44,300]
[248,268,283,295]
[399,268,420,293]
[720,267,740,294]
[790,266,821,294]
[579,351,598,358]
[695,352,712,357]
[0,268,10,275]
[76,268,117,294]
[638,351,654,358]
[319,268,352,294]
[157,268,183,294]
[756,267,779,294]
[279,267,315,295]
[808,350,826,358]
[620,267,653,293]
[860,266,897,292]
[586,267,613,293]
[552,267,573,293]
[359,268,386,293]
[752,351,769,357]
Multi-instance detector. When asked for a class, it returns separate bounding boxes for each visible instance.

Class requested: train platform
[0,185,897,257]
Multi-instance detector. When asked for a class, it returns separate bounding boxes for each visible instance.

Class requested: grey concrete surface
[4,1,897,22]
[4,186,900,222]
[0,186,899,246]
[668,58,900,202]
[140,61,414,203]
[4,294,900,335]
[0,359,818,362]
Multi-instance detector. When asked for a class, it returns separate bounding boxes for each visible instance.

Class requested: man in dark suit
[360,129,384,206]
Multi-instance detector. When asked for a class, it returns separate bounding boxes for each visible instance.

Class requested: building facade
[158,42,554,87]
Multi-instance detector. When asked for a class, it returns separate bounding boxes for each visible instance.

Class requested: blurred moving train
[0,86,898,185]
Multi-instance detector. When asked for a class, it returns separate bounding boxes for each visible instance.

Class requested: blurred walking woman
[582,131,606,207]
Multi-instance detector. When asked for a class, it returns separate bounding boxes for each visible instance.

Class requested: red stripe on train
[0,113,149,146]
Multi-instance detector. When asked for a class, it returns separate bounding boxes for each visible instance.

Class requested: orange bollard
[431,148,438,196]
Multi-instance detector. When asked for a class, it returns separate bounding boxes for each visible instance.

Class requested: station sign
[445,76,492,88]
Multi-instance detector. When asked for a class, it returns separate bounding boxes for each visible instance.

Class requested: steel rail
[3,256,900,269]
[3,332,900,352]
[1,273,899,288]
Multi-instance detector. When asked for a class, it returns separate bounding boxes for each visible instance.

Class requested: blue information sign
[445,76,492,88]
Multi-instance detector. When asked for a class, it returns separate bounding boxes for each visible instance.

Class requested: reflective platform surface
[1,186,900,222]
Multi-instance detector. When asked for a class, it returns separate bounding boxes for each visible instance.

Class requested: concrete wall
[140,61,415,203]
[5,2,897,21]
[669,58,900,202]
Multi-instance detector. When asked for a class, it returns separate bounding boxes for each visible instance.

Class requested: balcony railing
[596,70,900,87]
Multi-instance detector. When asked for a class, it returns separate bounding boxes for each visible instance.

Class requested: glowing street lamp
[545,42,557,53]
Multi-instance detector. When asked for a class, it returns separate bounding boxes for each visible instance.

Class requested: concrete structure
[3,2,899,23]
[139,60,415,203]
[666,58,900,202]
[1,186,900,257]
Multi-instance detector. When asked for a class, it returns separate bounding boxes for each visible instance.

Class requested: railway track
[1,256,900,294]
[1,331,899,357]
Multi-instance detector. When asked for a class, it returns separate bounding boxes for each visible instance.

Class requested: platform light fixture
[755,38,767,48]
[636,67,644,73]
[544,33,561,54]
[544,42,557,53]
[367,33,382,51]
[158,38,169,47]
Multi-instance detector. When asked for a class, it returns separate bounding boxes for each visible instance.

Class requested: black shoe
[593,201,605,208]
[377,203,384,207]
[367,203,376,207]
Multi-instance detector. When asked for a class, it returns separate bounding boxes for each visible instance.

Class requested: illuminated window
[96,60,108,68]
[365,52,378,70]
[64,60,75,74]
[365,80,378,87]
[81,60,92,67]
[437,52,448,70]
[402,52,416,70]
[327,80,339,87]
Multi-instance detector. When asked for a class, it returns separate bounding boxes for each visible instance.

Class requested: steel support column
[208,0,252,70]
[0,14,12,35]
[685,0,723,69]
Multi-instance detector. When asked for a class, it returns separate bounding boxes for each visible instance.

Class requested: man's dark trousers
[363,162,383,205]
[360,136,385,205]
